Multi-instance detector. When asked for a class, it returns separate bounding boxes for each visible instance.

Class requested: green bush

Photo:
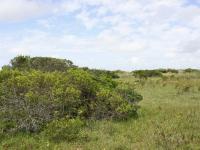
[10,56,75,72]
[43,118,85,142]
[158,69,178,74]
[91,83,142,119]
[0,57,142,134]
[184,68,199,73]
[0,68,94,132]
[116,83,143,104]
[82,67,120,79]
[132,69,179,79]
[132,70,162,79]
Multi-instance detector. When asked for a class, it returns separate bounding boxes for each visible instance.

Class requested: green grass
[1,73,200,150]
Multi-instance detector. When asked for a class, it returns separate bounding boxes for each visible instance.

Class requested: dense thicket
[0,56,142,135]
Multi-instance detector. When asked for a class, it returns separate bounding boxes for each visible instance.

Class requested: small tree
[10,56,75,72]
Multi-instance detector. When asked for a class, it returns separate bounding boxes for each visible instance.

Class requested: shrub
[132,70,162,79]
[0,69,65,132]
[158,69,178,74]
[132,69,178,79]
[10,56,75,72]
[116,83,143,104]
[0,64,142,133]
[91,89,128,119]
[82,67,120,79]
[198,86,200,92]
[91,84,142,119]
[184,68,199,73]
[43,118,85,143]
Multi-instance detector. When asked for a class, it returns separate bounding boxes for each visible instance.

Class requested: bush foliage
[157,69,179,74]
[184,68,199,73]
[82,67,120,79]
[8,56,75,72]
[43,118,85,142]
[0,56,142,135]
[132,70,163,79]
[132,69,179,79]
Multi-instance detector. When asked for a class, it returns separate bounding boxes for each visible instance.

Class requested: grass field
[1,72,200,150]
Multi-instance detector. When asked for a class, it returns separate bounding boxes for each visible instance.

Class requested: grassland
[1,72,200,150]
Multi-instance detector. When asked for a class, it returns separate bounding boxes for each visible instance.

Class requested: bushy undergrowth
[0,56,142,140]
[43,118,85,142]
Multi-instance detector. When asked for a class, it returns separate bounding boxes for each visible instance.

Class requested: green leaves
[43,118,85,143]
[133,70,163,79]
[0,57,142,133]
[10,56,75,72]
[116,83,143,104]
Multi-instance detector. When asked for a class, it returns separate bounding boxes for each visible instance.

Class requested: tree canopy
[9,55,75,72]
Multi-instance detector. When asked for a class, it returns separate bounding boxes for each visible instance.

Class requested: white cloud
[130,57,140,65]
[76,11,98,29]
[1,0,200,69]
[0,0,51,21]
[181,38,200,53]
[60,0,82,13]
[37,19,54,29]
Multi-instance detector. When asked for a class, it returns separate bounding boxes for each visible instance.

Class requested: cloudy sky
[0,0,200,70]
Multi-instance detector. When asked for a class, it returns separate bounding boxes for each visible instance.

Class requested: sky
[0,0,200,70]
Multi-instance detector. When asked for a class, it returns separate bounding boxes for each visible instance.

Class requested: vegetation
[0,57,200,149]
[7,56,76,72]
[82,67,120,79]
[184,68,200,73]
[157,68,179,74]
[132,69,180,79]
[132,69,163,79]
[0,56,142,143]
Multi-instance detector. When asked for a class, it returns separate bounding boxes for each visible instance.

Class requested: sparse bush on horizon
[132,70,163,79]
[157,68,179,74]
[82,67,120,79]
[184,68,200,73]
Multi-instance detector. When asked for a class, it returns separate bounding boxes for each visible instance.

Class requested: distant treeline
[132,68,200,78]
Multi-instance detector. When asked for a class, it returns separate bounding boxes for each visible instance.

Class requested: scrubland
[0,56,200,150]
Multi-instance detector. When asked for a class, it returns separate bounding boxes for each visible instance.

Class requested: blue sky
[0,0,200,70]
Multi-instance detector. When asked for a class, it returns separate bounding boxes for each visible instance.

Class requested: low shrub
[0,57,143,133]
[158,69,178,74]
[92,86,141,119]
[43,118,85,143]
[132,70,162,79]
[82,67,120,79]
[184,68,199,73]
